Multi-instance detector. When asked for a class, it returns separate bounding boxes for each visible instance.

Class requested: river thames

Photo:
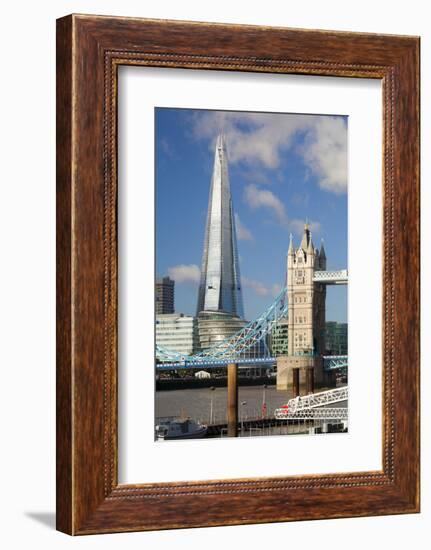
[155,385,292,425]
[155,384,348,439]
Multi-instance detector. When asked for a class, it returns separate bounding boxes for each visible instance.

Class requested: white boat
[155,418,208,440]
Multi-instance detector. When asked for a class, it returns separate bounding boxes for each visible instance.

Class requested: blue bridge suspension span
[156,271,348,371]
[156,286,287,369]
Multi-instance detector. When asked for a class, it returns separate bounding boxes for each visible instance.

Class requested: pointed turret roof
[288,233,294,255]
[307,232,314,254]
[319,238,326,258]
[300,221,311,251]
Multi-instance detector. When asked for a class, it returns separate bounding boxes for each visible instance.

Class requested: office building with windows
[155,276,175,315]
[325,321,348,355]
[155,313,199,356]
[270,318,289,357]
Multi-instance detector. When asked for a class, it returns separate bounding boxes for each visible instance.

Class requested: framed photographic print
[56,14,420,534]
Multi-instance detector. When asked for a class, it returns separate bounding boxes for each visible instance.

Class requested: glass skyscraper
[196,134,244,319]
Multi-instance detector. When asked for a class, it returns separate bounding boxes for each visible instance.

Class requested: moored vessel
[155,418,208,440]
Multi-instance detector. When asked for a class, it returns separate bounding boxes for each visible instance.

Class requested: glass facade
[270,319,289,356]
[197,311,246,350]
[325,321,348,355]
[155,314,199,355]
[269,320,348,357]
[196,134,244,318]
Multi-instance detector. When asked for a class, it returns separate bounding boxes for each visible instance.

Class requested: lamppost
[262,384,267,418]
[209,386,215,424]
[240,401,247,434]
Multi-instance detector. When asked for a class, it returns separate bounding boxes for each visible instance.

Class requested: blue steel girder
[323,355,348,371]
[156,286,349,369]
[157,357,276,369]
[156,286,287,364]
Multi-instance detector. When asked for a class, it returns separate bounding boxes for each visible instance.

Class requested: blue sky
[155,108,347,322]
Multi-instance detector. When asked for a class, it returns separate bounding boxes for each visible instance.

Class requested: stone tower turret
[277,222,331,393]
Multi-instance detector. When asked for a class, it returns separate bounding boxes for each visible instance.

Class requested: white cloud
[234,213,253,241]
[191,111,347,193]
[244,184,288,226]
[242,277,270,297]
[242,278,285,298]
[271,283,283,297]
[167,264,200,284]
[192,111,308,169]
[160,138,172,156]
[244,185,322,235]
[301,117,347,194]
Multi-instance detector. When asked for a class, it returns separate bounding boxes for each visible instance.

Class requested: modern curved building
[196,311,246,350]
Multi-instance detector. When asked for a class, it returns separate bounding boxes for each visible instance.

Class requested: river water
[155,385,296,425]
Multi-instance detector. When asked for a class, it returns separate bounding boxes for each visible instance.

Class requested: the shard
[196,134,244,319]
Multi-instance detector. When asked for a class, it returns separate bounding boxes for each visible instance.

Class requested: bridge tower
[277,223,333,392]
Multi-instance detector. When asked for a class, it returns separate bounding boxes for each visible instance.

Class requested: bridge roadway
[313,269,348,285]
[157,355,348,370]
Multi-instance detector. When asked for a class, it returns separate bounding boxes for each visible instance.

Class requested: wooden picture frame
[56,14,420,535]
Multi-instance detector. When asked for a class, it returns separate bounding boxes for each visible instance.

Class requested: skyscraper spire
[196,134,244,318]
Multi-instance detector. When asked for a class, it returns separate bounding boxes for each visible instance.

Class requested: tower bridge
[156,133,347,397]
[156,223,347,394]
[276,224,347,392]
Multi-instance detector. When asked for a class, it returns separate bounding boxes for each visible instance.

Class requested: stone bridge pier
[276,356,334,394]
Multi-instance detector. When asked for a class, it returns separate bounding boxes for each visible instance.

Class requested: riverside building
[155,276,175,315]
[325,321,348,355]
[155,313,199,356]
